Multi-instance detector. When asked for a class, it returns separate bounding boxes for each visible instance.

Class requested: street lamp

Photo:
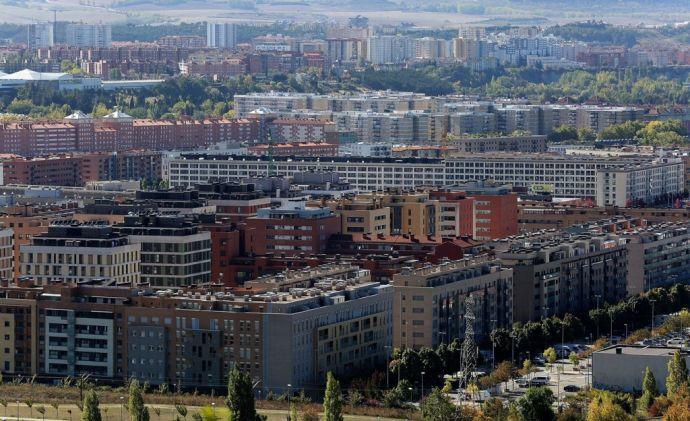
[211,402,216,417]
[490,319,497,369]
[384,345,392,390]
[119,396,124,421]
[287,383,292,400]
[561,319,565,362]
[609,310,614,343]
[651,299,657,331]
[421,371,426,400]
[595,294,601,339]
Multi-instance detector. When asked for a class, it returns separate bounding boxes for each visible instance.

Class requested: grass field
[0,403,409,421]
[0,383,419,421]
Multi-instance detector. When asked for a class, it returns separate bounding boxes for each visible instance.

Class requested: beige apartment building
[337,197,390,235]
[360,190,441,237]
[392,256,514,349]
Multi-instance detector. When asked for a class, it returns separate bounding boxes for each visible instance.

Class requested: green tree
[323,372,344,421]
[226,366,264,421]
[568,352,580,368]
[420,388,456,421]
[587,392,632,421]
[517,387,555,421]
[544,347,558,368]
[547,125,579,143]
[638,367,659,412]
[667,350,689,397]
[482,397,510,420]
[129,380,149,421]
[81,389,102,421]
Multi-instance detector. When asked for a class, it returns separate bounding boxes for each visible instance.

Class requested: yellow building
[337,197,390,235]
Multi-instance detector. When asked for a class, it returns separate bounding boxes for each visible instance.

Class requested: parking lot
[453,357,592,406]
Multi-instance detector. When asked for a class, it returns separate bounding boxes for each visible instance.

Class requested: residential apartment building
[0,228,13,281]
[625,222,690,295]
[27,23,54,49]
[596,158,684,207]
[207,23,237,49]
[1,151,163,187]
[0,285,38,375]
[269,119,336,142]
[244,201,341,257]
[65,24,112,47]
[496,231,629,322]
[0,264,392,390]
[167,154,683,202]
[196,182,272,224]
[114,213,212,288]
[336,197,390,235]
[392,256,514,348]
[19,220,140,286]
[0,114,260,157]
[451,135,548,153]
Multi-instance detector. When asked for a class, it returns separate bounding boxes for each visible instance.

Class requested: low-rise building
[593,345,690,393]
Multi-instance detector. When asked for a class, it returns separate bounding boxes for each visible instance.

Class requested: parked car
[564,385,581,392]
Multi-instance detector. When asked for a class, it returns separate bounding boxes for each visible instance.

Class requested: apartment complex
[27,23,54,49]
[0,113,259,157]
[496,230,629,322]
[65,24,112,47]
[0,264,392,390]
[19,220,140,286]
[336,197,390,235]
[167,154,683,206]
[207,23,237,49]
[596,159,685,207]
[244,202,341,257]
[1,151,163,186]
[450,135,548,153]
[234,92,642,137]
[114,214,212,288]
[392,256,513,348]
[625,222,690,295]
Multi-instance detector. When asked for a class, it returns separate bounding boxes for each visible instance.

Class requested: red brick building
[244,203,341,257]
[0,113,260,156]
[200,220,243,287]
[1,151,163,186]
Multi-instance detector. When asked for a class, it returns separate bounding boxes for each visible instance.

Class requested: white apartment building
[20,221,140,286]
[366,35,413,65]
[207,22,237,49]
[27,23,54,49]
[65,24,112,47]
[595,158,684,207]
[166,154,684,202]
[44,309,115,377]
